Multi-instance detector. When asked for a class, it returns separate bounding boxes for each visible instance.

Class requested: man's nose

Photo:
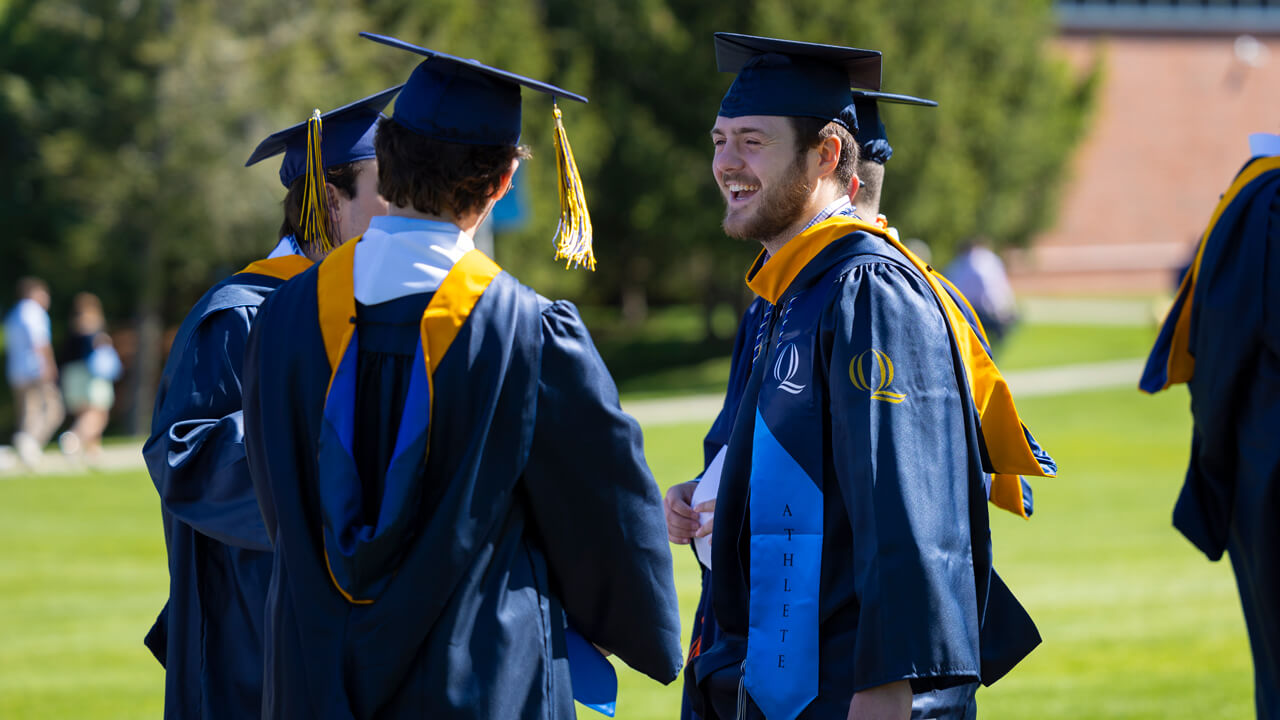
[713,143,742,176]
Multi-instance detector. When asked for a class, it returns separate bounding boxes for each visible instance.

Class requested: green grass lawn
[599,305,1162,400]
[0,387,1254,719]
[615,389,1254,720]
[0,318,1256,719]
[994,322,1159,371]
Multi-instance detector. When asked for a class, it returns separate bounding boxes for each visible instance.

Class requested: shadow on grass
[583,304,738,398]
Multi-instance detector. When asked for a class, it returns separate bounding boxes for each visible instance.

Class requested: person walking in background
[943,237,1019,354]
[4,276,63,468]
[1140,132,1280,720]
[141,87,398,720]
[57,291,119,462]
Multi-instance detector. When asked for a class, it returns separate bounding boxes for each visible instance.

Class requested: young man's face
[711,114,812,242]
[335,158,388,245]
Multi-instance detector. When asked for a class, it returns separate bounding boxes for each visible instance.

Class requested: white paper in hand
[691,445,727,570]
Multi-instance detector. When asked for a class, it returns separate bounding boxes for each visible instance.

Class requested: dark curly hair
[375,117,530,219]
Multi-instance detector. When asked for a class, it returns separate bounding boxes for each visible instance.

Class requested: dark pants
[1230,519,1280,720]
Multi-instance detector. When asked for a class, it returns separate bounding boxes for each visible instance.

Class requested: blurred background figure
[904,237,932,265]
[58,292,118,462]
[4,277,63,468]
[944,237,1019,353]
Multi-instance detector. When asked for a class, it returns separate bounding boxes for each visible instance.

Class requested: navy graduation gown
[143,254,312,719]
[242,244,682,719]
[701,218,1046,719]
[1140,154,1280,719]
[683,305,982,720]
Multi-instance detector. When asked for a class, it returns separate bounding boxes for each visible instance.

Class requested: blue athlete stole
[744,293,826,720]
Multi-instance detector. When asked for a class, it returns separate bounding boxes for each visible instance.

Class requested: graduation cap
[246,85,402,189]
[714,32,882,132]
[245,86,401,255]
[851,89,937,165]
[360,32,596,271]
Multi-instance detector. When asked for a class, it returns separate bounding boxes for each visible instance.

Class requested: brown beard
[722,154,812,242]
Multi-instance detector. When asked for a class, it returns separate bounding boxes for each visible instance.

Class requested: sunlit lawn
[0,318,1255,719]
[599,302,1161,399]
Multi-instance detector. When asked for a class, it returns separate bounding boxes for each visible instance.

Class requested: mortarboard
[714,32,882,132]
[851,89,937,165]
[246,85,402,189]
[245,85,401,255]
[360,32,596,270]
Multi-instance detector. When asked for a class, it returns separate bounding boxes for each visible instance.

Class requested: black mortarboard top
[245,85,402,188]
[360,32,597,270]
[851,89,937,165]
[714,32,882,132]
[359,32,587,145]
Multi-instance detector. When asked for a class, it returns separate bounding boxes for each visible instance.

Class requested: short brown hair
[15,276,47,300]
[374,117,529,219]
[789,117,859,192]
[278,162,363,250]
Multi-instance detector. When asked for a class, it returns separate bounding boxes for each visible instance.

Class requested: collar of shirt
[1250,133,1280,160]
[353,215,476,306]
[760,196,858,267]
[266,235,302,259]
[798,196,855,234]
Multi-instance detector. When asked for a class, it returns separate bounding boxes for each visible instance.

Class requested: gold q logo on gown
[850,349,906,404]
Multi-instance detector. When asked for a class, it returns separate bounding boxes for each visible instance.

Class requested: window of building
[1058,0,1280,32]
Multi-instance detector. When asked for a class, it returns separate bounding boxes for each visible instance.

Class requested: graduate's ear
[847,171,861,203]
[813,133,841,181]
[325,181,343,228]
[498,157,519,200]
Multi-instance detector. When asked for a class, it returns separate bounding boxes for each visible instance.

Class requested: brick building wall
[1008,26,1280,294]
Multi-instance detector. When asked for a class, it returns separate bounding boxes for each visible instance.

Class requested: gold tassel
[300,109,335,256]
[552,102,595,271]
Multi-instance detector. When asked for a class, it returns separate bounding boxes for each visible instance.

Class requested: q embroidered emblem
[773,342,806,395]
[849,349,906,404]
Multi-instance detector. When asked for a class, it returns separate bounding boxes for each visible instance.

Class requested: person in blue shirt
[142,86,399,719]
[5,276,62,468]
[1141,133,1280,720]
[669,33,1055,720]
[241,34,682,719]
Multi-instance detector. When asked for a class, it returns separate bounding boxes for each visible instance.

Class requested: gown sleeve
[823,262,982,693]
[143,306,271,551]
[519,299,684,685]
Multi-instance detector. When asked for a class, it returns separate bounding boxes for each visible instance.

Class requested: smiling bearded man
[670,33,1056,720]
[720,138,817,243]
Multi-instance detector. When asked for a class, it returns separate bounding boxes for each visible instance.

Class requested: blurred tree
[755,0,1098,265]
[543,0,1095,329]
[543,0,761,332]
[0,0,1093,432]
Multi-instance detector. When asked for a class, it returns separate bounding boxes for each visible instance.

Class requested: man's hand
[847,680,911,720]
[664,480,703,544]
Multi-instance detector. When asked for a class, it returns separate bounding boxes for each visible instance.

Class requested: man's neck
[386,204,485,238]
[759,186,843,256]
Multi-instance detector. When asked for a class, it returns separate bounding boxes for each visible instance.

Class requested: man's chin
[722,209,758,241]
